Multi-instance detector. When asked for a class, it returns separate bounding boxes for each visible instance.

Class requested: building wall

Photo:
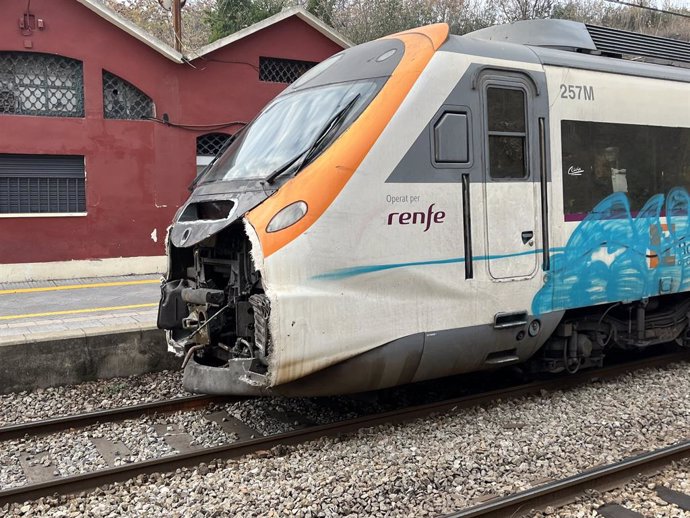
[0,0,342,266]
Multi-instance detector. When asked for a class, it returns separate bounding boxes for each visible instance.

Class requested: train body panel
[158,20,690,395]
[250,48,552,386]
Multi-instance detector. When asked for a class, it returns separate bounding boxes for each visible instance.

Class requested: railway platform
[0,274,179,394]
[0,274,160,340]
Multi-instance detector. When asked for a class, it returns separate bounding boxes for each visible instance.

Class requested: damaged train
[157,19,690,395]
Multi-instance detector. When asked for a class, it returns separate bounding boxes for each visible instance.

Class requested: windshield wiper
[265,93,361,185]
[262,150,308,186]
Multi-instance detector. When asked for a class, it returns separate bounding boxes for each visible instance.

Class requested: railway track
[0,394,239,441]
[1,350,689,507]
[442,439,690,518]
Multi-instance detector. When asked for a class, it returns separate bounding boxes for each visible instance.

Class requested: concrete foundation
[0,325,180,394]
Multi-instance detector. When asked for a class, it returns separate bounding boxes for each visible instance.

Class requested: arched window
[0,52,84,117]
[196,132,234,175]
[102,70,154,120]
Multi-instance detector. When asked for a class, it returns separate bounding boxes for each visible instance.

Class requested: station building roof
[75,1,352,64]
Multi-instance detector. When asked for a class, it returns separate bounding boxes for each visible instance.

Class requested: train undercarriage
[532,294,690,375]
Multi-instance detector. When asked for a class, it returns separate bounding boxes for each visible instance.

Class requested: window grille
[103,71,154,120]
[586,24,690,65]
[259,57,318,84]
[0,52,84,117]
[196,133,234,157]
[0,154,85,214]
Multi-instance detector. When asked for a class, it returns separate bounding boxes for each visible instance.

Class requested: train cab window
[487,87,527,179]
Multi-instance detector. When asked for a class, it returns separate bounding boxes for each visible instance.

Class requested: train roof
[450,19,690,83]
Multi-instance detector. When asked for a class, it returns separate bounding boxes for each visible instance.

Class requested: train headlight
[266,201,308,233]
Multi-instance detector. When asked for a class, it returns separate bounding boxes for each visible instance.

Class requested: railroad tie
[656,485,690,511]
[595,503,644,517]
[90,438,133,467]
[18,451,60,484]
[266,408,316,430]
[205,411,262,441]
[153,424,200,454]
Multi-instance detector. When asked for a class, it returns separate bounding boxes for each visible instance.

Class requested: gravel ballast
[0,370,186,427]
[3,362,690,517]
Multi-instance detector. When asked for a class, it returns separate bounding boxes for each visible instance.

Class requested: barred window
[0,154,86,214]
[196,133,234,157]
[0,52,84,117]
[196,132,234,176]
[259,57,318,84]
[103,71,154,120]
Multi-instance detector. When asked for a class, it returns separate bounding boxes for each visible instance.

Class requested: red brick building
[0,0,348,281]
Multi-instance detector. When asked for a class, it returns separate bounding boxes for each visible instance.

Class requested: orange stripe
[246,24,449,258]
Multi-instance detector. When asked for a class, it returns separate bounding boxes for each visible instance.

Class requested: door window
[487,87,527,179]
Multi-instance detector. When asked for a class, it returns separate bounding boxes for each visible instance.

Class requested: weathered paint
[0,0,343,265]
[241,45,689,387]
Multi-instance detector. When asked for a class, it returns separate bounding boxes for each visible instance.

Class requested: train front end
[158,203,271,395]
[157,25,448,395]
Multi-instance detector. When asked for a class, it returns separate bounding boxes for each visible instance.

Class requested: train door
[481,73,541,280]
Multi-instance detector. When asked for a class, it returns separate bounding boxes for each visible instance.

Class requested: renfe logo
[387,203,446,232]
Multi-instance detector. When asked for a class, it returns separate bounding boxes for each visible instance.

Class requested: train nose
[178,200,236,221]
[170,198,240,249]
[169,183,272,250]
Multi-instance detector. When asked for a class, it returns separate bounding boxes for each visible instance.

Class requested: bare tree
[553,0,690,41]
[105,0,690,47]
[104,0,215,50]
[495,0,555,22]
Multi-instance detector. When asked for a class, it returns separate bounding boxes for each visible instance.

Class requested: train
[157,19,690,396]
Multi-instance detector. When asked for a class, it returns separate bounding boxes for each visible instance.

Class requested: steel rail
[442,439,690,518]
[0,395,239,441]
[0,350,688,506]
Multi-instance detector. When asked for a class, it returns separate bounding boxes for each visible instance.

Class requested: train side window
[561,120,690,220]
[433,112,469,164]
[487,87,527,179]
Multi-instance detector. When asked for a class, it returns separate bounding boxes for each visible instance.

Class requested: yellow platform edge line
[0,303,158,320]
[0,279,160,295]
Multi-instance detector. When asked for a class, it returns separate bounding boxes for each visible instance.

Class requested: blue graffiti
[533,188,690,315]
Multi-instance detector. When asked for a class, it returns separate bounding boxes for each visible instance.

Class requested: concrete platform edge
[1,256,166,283]
[0,326,181,394]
